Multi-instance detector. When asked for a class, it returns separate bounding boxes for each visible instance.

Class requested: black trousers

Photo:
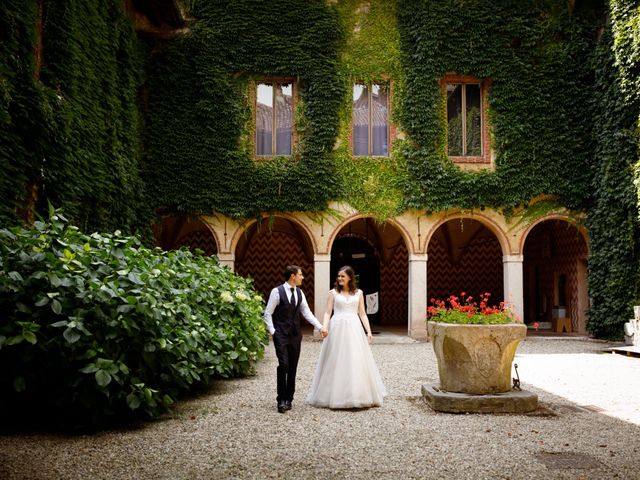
[272,331,302,403]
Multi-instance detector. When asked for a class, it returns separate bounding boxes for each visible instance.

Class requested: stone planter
[427,321,527,394]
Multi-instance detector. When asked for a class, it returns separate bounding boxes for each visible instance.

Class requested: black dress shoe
[283,400,292,411]
[277,401,286,413]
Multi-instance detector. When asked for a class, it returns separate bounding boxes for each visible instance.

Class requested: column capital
[216,252,235,262]
[216,253,235,271]
[409,253,428,262]
[502,255,523,263]
[314,254,332,262]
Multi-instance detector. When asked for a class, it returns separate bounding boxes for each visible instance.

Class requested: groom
[264,265,328,413]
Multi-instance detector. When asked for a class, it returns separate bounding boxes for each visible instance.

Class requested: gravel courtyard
[1,335,639,480]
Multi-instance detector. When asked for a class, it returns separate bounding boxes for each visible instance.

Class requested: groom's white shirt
[264,282,323,335]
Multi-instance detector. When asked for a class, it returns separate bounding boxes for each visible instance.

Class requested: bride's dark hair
[334,265,357,294]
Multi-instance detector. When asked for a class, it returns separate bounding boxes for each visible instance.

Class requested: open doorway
[331,236,380,324]
[523,220,588,334]
[331,218,408,332]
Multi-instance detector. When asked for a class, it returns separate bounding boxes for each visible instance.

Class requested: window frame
[441,74,492,165]
[350,80,393,158]
[253,77,296,158]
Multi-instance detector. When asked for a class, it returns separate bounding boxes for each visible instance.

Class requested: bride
[306,265,386,409]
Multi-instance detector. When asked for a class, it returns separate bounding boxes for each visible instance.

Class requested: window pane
[256,83,273,155]
[446,84,463,156]
[371,84,388,156]
[466,84,482,156]
[275,83,292,155]
[352,84,369,156]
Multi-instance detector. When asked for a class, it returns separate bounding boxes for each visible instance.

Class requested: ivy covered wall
[332,0,406,220]
[587,0,640,337]
[143,0,345,217]
[397,0,601,213]
[0,0,148,233]
[145,0,602,217]
[1,1,43,222]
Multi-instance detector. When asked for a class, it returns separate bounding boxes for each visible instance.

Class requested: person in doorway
[264,265,328,413]
[307,265,386,409]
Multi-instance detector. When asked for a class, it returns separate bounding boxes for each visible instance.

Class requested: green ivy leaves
[586,19,640,339]
[396,0,596,213]
[0,1,149,233]
[144,0,344,219]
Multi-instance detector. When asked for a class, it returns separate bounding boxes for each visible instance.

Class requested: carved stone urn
[427,322,527,394]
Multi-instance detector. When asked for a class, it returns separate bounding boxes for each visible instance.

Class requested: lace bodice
[332,289,361,316]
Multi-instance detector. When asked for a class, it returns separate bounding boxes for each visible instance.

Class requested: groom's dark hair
[284,265,301,282]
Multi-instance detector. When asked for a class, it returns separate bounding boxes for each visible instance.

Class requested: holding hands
[320,327,329,338]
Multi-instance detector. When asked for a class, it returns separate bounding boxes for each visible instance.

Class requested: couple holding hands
[264,265,386,413]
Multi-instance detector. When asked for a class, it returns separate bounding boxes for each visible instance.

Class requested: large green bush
[0,208,268,427]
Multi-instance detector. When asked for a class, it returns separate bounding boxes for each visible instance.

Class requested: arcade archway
[155,216,218,256]
[427,218,503,305]
[523,219,588,333]
[235,217,315,307]
[331,218,408,329]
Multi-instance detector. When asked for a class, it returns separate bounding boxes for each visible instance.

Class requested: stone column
[314,254,332,325]
[216,252,235,271]
[409,254,428,340]
[503,255,524,322]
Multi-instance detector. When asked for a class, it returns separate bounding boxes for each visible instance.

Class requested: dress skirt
[306,310,386,409]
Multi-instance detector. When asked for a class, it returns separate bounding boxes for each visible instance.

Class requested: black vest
[272,285,302,336]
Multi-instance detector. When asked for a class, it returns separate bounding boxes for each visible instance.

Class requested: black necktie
[290,287,296,307]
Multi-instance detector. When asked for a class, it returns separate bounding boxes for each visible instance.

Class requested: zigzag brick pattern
[235,232,314,310]
[380,242,409,326]
[524,221,587,328]
[175,230,218,256]
[427,236,503,306]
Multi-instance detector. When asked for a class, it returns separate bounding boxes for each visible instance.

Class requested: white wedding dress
[306,290,386,409]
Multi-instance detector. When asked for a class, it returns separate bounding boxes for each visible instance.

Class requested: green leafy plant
[586,9,640,339]
[0,1,149,232]
[0,207,268,427]
[427,292,517,325]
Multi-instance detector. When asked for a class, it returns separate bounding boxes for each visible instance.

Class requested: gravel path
[1,335,639,479]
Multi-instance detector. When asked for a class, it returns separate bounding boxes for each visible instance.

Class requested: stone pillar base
[421,384,538,414]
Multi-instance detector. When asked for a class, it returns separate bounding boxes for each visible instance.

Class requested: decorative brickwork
[379,241,409,326]
[175,230,218,257]
[427,234,503,305]
[235,231,314,308]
